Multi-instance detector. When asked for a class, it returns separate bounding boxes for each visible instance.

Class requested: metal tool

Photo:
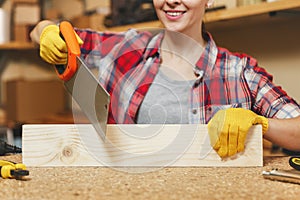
[262,169,300,184]
[55,21,110,141]
[289,156,300,171]
[0,139,22,156]
[0,160,29,180]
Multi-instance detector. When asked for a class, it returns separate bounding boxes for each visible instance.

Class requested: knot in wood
[62,146,73,157]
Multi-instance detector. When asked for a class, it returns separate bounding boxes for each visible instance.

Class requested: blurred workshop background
[0,0,299,155]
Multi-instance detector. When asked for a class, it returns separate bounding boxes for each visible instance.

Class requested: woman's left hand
[207,108,268,158]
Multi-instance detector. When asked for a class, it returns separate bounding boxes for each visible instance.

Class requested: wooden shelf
[105,21,163,32]
[204,0,300,22]
[106,0,300,31]
[1,0,300,48]
[0,42,36,50]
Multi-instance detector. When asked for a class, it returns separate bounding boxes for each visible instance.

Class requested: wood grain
[22,124,263,167]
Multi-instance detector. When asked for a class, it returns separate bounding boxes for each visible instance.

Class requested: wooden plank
[22,124,263,167]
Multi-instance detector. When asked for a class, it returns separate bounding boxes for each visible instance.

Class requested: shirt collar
[144,31,164,59]
[195,32,218,76]
[143,31,218,76]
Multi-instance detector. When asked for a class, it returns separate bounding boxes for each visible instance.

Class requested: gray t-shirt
[136,68,194,124]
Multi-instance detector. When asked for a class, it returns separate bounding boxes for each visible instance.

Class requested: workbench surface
[0,155,299,200]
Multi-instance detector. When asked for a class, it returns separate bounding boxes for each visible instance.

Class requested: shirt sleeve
[244,58,300,119]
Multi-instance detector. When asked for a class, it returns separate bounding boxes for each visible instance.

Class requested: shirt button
[192,109,198,114]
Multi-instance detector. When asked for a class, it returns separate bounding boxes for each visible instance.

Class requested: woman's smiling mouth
[164,10,186,19]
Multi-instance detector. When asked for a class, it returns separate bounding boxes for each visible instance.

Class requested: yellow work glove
[207,108,268,158]
[40,24,83,65]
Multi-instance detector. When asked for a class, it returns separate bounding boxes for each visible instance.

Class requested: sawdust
[0,155,299,200]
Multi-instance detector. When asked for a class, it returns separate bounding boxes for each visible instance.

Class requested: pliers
[0,160,29,180]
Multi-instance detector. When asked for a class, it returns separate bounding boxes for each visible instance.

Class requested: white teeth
[166,12,183,17]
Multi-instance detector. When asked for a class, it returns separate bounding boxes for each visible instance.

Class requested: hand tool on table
[0,139,22,156]
[262,168,300,184]
[262,156,300,184]
[55,21,110,141]
[289,156,300,171]
[0,160,29,180]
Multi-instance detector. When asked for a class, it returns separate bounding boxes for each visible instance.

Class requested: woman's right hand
[30,20,83,65]
[40,24,69,64]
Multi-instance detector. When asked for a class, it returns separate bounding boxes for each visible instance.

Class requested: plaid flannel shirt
[75,28,300,124]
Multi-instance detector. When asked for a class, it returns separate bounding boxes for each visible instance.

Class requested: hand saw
[55,21,110,141]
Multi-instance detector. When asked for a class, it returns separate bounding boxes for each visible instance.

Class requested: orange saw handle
[55,21,81,81]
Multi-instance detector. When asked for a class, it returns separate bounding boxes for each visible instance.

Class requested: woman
[30,0,300,158]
